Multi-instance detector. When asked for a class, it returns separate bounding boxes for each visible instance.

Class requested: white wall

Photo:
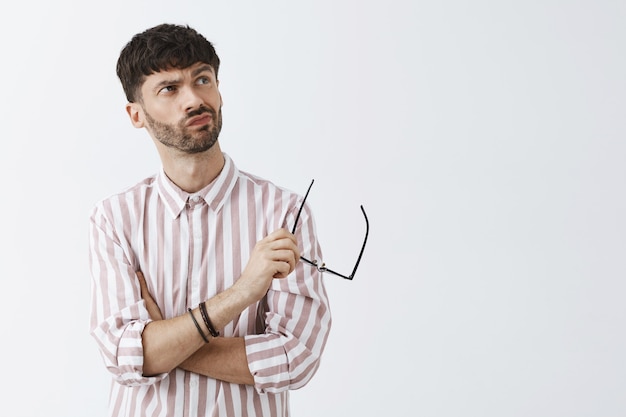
[1,1,624,416]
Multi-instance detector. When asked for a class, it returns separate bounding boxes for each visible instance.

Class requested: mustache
[186,106,216,120]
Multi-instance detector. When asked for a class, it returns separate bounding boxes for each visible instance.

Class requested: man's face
[132,62,223,154]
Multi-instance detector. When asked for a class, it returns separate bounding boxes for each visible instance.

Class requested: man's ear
[126,102,145,128]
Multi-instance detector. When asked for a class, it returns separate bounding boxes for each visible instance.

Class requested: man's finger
[136,270,163,320]
[273,260,293,279]
[137,270,150,297]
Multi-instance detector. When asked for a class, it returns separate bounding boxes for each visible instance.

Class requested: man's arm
[138,228,299,376]
[139,201,332,392]
[181,338,254,385]
[137,269,254,384]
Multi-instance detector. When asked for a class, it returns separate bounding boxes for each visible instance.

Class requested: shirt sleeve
[244,200,332,394]
[88,200,167,386]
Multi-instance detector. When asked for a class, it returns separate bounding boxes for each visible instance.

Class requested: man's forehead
[146,63,216,82]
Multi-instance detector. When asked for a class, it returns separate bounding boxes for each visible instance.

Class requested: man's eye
[197,77,211,85]
[159,86,176,94]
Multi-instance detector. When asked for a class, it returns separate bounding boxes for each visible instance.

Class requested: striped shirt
[89,153,332,417]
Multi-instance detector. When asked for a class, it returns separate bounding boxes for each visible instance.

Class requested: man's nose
[180,87,204,112]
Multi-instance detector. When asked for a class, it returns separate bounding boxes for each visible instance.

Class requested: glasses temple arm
[346,205,369,280]
[292,179,315,235]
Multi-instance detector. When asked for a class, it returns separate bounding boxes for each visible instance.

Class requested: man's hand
[235,228,300,304]
[137,270,163,321]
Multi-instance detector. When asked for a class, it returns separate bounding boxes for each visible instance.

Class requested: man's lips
[187,113,212,127]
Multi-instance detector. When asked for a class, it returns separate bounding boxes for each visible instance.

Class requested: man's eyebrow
[192,64,215,78]
[152,76,181,91]
[150,65,214,91]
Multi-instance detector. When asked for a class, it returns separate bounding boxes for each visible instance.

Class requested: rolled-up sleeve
[244,201,332,394]
[88,201,167,386]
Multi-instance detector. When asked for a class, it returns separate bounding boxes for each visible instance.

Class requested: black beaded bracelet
[188,308,209,343]
[199,301,220,337]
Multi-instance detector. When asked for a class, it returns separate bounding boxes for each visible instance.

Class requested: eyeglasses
[291,179,369,280]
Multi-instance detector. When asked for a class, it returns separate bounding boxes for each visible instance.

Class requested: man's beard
[144,106,222,154]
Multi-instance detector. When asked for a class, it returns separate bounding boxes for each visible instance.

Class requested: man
[89,23,331,417]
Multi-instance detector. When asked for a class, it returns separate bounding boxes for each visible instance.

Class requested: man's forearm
[138,227,298,378]
[179,337,255,385]
[140,275,254,377]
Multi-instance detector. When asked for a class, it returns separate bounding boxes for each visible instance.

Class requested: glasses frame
[291,179,369,280]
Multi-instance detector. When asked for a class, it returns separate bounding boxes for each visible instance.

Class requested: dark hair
[116,23,221,102]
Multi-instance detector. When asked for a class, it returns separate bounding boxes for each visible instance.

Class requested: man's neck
[157,143,226,193]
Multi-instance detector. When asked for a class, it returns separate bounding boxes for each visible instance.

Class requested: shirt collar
[156,153,239,219]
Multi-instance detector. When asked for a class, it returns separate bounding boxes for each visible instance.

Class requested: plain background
[1,1,624,416]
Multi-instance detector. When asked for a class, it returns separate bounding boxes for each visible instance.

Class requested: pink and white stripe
[89,153,332,417]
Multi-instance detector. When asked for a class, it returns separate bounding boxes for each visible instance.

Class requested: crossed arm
[137,228,300,384]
